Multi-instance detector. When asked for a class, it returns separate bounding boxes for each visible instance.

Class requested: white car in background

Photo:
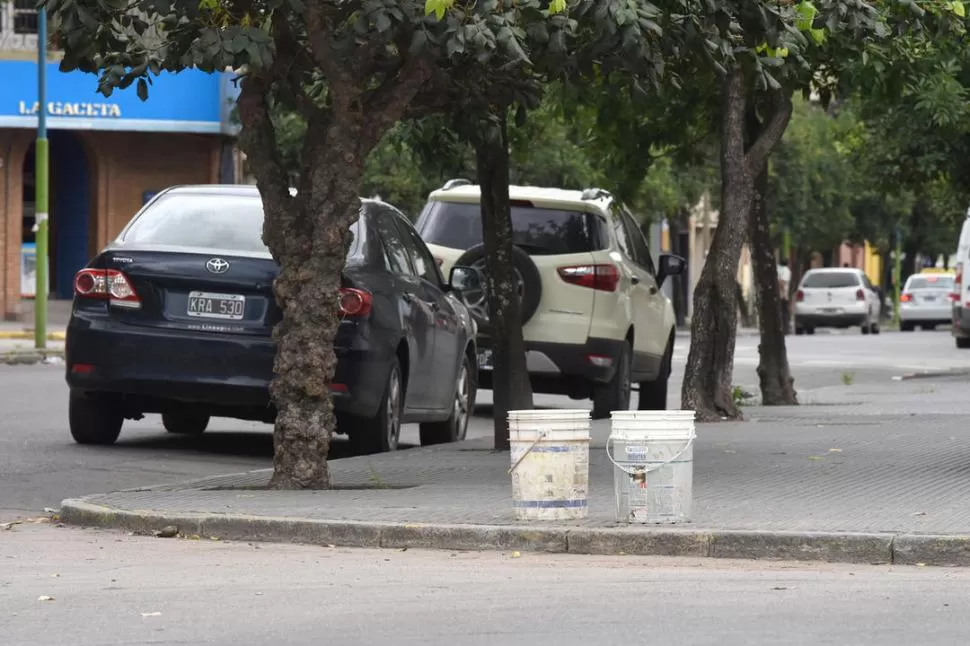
[899,273,955,332]
[414,180,685,419]
[794,267,882,335]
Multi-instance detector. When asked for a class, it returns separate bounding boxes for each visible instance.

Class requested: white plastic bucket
[608,410,696,524]
[508,409,590,521]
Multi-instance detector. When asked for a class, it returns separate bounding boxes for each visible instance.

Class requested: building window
[13,0,38,35]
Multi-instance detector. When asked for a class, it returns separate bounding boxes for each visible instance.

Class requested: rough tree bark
[475,110,534,450]
[681,68,792,421]
[237,56,429,488]
[749,160,798,405]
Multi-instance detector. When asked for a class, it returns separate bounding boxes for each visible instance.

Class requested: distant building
[0,7,239,318]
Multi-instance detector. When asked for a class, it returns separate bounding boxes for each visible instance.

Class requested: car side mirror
[657,253,686,286]
[448,265,481,293]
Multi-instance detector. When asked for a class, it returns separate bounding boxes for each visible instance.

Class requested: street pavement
[4,522,970,646]
[2,328,967,523]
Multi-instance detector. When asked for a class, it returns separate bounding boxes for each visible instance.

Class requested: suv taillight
[856,288,865,301]
[557,264,620,292]
[74,269,141,309]
[900,293,912,303]
[953,263,963,302]
[795,289,804,302]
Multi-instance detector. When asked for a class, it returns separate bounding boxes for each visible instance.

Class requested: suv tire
[162,410,210,435]
[592,341,632,420]
[453,243,542,331]
[638,339,672,411]
[69,391,123,445]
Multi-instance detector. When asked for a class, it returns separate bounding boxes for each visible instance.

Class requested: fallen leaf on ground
[828,448,842,453]
[153,526,178,538]
[511,551,522,558]
[51,573,59,578]
[37,596,55,602]
[913,511,927,516]
[44,507,58,514]
[724,449,736,454]
[808,456,824,461]
[916,563,927,567]
[141,612,162,617]
[1,521,22,530]
[771,587,790,591]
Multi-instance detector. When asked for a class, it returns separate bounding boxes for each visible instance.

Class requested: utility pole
[34,8,49,350]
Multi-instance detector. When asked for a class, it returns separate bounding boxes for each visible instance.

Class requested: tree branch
[303,3,354,99]
[744,89,793,176]
[361,57,432,151]
[237,74,294,258]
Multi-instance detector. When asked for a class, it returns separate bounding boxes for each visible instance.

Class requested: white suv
[414,180,685,419]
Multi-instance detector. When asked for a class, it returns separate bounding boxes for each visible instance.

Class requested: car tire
[351,358,403,455]
[420,352,476,446]
[638,337,672,411]
[794,326,805,336]
[870,320,880,335]
[957,337,970,349]
[592,341,632,420]
[861,321,870,335]
[921,324,937,331]
[900,322,914,332]
[162,410,210,435]
[69,391,123,446]
[453,243,543,332]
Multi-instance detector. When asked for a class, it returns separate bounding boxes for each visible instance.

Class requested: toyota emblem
[206,258,230,274]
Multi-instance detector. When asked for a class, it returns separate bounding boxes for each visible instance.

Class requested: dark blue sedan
[65,185,479,454]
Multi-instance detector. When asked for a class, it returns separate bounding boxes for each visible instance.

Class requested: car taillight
[73,269,141,309]
[557,264,619,292]
[795,289,804,302]
[900,293,912,303]
[338,288,372,317]
[953,263,962,301]
[855,288,865,301]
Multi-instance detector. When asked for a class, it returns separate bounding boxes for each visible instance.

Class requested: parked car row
[65,182,686,450]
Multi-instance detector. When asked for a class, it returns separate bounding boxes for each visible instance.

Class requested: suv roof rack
[581,187,612,201]
[442,178,472,190]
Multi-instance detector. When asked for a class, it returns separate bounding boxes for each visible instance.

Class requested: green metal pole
[893,226,902,326]
[34,8,49,350]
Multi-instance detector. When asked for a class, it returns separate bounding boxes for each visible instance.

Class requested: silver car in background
[794,268,882,335]
[899,273,955,331]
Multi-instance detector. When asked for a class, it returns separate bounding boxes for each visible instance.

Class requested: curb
[896,368,970,381]
[0,331,66,341]
[58,499,970,567]
[1,348,64,365]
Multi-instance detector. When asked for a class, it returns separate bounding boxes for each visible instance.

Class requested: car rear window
[907,275,954,290]
[801,271,861,289]
[120,192,363,261]
[415,200,607,254]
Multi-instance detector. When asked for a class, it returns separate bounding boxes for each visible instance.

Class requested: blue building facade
[0,58,240,315]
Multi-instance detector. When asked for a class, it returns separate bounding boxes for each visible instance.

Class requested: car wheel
[351,358,403,455]
[861,321,870,335]
[638,337,672,411]
[453,243,543,332]
[870,320,880,335]
[900,321,914,332]
[805,327,815,335]
[921,324,937,331]
[794,326,805,336]
[957,337,970,349]
[419,353,476,446]
[162,410,210,435]
[592,341,632,420]
[69,391,123,446]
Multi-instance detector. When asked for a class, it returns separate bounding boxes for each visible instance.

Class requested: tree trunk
[749,162,798,405]
[681,69,792,421]
[475,111,533,450]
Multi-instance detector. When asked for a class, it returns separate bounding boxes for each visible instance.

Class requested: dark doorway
[21,131,93,299]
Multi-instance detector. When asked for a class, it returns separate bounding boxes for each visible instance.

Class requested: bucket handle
[507,431,547,475]
[606,434,695,476]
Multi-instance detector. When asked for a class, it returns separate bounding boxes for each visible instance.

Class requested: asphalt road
[4,523,970,646]
[2,328,967,520]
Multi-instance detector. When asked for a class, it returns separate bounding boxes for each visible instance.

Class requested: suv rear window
[907,275,954,290]
[416,200,607,254]
[120,191,363,260]
[801,271,861,289]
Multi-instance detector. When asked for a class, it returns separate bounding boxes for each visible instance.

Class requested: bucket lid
[507,409,591,422]
[610,410,696,422]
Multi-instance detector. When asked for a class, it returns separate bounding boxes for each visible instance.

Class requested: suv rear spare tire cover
[454,243,542,330]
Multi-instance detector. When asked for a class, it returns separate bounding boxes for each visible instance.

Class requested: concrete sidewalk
[60,378,970,566]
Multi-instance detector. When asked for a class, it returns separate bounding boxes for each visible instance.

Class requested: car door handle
[631,275,641,285]
[649,285,658,295]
